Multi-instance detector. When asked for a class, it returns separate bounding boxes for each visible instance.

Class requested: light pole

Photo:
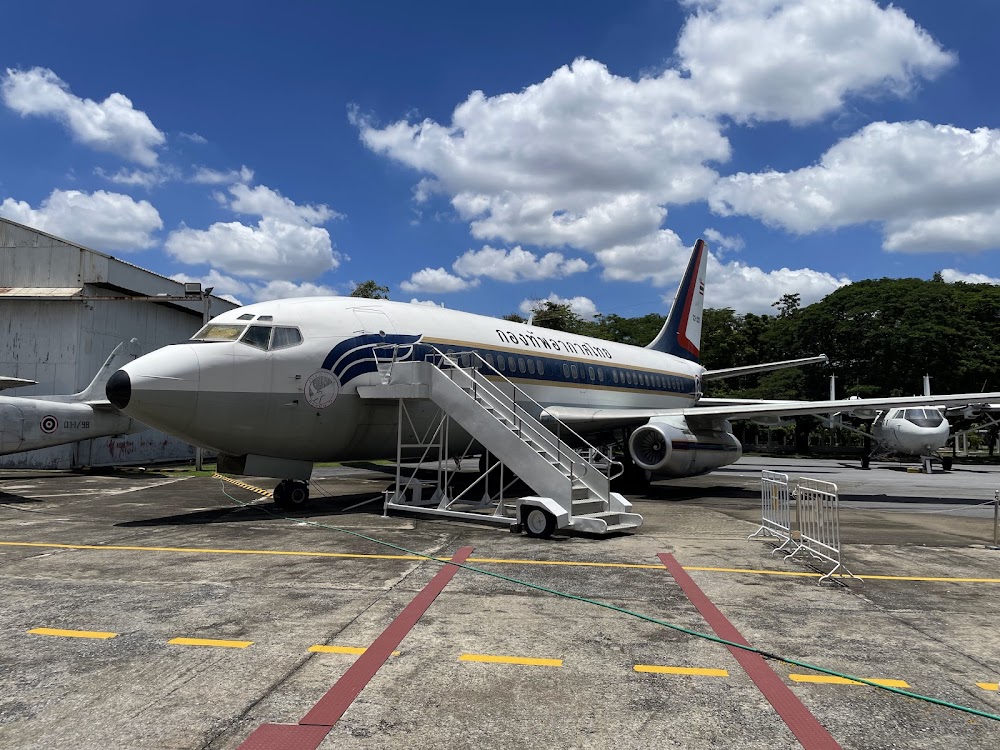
[193,285,214,471]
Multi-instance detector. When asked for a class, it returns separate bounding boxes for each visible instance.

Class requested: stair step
[572,499,606,514]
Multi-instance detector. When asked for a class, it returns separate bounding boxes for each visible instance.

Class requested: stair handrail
[421,345,623,484]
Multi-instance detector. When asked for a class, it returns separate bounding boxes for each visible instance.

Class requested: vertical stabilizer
[74,339,142,402]
[646,239,708,362]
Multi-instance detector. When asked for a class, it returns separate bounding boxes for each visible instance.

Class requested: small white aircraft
[105,240,1000,519]
[1,341,142,457]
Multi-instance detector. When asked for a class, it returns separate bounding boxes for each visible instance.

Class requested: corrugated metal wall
[0,219,239,469]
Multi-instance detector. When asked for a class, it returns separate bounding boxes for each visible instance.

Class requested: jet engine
[628,415,742,478]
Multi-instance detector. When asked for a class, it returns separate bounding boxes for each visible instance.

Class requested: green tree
[349,280,390,299]
[529,301,584,333]
[502,312,527,323]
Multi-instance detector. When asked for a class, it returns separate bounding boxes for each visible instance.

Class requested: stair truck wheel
[523,506,556,539]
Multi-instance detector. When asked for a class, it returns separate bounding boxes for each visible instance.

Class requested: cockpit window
[902,408,944,427]
[241,325,272,349]
[237,313,255,320]
[271,327,303,350]
[192,324,246,341]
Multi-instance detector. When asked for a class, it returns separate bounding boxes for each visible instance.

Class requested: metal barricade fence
[748,471,794,554]
[785,477,861,585]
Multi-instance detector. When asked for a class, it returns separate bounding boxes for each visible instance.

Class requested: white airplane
[1,341,142,457]
[105,240,1000,520]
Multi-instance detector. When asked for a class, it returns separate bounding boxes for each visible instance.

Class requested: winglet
[646,239,708,362]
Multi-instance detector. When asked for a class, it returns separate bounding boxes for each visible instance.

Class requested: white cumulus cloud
[703,255,850,313]
[400,267,478,294]
[171,270,338,304]
[939,269,1000,285]
[1,67,165,166]
[224,183,341,226]
[710,121,1000,253]
[452,245,588,282]
[165,217,340,280]
[354,1,951,255]
[0,189,162,251]
[409,298,446,307]
[190,165,255,185]
[677,0,954,123]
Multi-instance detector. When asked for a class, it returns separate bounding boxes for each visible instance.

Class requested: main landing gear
[273,479,310,509]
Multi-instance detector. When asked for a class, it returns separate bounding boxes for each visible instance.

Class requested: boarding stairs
[356,346,642,537]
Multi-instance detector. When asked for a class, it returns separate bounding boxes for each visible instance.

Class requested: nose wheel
[273,479,311,509]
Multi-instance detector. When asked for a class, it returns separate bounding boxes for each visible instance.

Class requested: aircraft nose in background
[106,370,131,409]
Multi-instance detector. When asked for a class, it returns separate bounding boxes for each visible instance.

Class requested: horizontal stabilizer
[0,377,38,391]
[702,355,828,381]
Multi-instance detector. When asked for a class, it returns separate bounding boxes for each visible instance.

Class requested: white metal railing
[784,477,861,585]
[748,471,793,554]
[372,342,623,489]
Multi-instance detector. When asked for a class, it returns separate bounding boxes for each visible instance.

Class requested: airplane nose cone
[114,344,202,434]
[106,370,131,409]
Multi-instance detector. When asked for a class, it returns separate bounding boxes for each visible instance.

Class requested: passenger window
[271,327,302,350]
[486,353,495,368]
[612,370,619,384]
[562,363,570,378]
[598,368,604,383]
[570,364,579,379]
[241,325,272,349]
[518,358,527,374]
[527,359,536,375]
[508,356,516,371]
[537,360,545,375]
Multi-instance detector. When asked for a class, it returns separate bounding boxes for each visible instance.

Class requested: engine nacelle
[628,415,742,478]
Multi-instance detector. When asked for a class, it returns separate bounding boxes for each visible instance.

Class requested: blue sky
[3,0,1000,318]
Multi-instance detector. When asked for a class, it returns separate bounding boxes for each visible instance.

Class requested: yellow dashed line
[460,653,563,667]
[634,665,728,677]
[168,637,253,648]
[977,682,1000,691]
[28,627,118,640]
[4,540,999,584]
[309,645,400,656]
[789,674,910,687]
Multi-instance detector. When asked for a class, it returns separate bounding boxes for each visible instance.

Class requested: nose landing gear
[273,479,311,509]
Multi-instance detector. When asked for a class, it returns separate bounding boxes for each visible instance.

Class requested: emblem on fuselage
[304,370,341,409]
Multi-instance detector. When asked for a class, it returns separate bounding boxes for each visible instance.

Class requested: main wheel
[523,506,556,539]
[272,480,290,505]
[941,456,953,471]
[286,481,310,508]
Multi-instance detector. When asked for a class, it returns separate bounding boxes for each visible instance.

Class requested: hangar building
[0,217,239,469]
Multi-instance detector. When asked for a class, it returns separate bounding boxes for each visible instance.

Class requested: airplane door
[0,404,24,454]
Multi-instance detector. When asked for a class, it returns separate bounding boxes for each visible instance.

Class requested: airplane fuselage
[108,297,716,468]
[871,407,950,456]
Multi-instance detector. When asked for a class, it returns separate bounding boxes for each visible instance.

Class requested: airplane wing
[541,391,1000,429]
[702,354,828,381]
[0,377,37,391]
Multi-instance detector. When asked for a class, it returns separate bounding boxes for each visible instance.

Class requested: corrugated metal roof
[0,287,83,296]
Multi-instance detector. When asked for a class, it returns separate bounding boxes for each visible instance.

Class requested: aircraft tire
[942,457,953,471]
[273,480,290,505]
[286,481,310,508]
[522,507,555,539]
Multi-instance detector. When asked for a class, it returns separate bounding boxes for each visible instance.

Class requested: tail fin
[646,239,708,362]
[73,339,142,403]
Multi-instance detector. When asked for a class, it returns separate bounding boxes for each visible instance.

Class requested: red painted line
[298,546,474,727]
[238,723,330,750]
[658,553,841,750]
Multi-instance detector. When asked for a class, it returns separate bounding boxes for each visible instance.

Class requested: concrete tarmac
[0,457,998,749]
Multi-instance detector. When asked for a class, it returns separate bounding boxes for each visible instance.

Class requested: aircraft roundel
[304,370,341,409]
[40,415,59,434]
